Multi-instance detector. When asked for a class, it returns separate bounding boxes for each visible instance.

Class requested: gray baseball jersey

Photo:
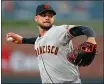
[34,25,81,83]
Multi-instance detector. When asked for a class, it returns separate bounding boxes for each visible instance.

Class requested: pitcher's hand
[86,37,97,44]
[6,32,23,44]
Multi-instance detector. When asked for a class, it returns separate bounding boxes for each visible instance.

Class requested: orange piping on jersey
[65,25,74,38]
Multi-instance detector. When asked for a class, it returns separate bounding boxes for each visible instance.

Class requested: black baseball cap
[36,4,56,15]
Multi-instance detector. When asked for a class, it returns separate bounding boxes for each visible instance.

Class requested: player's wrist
[87,37,97,44]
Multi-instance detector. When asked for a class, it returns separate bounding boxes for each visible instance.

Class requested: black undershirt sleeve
[69,26,95,37]
[22,37,37,44]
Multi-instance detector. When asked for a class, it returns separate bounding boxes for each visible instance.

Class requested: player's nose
[45,16,50,19]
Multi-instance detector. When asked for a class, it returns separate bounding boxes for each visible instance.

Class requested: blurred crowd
[2,44,39,72]
[2,1,103,21]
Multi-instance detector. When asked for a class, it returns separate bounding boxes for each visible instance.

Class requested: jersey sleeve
[64,25,81,39]
[55,25,79,45]
[66,25,95,38]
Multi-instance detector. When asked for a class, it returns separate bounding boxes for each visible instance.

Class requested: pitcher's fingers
[7,32,15,36]
[6,32,13,38]
[13,40,19,44]
[7,33,17,38]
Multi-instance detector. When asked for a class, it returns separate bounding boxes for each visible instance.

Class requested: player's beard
[38,24,52,30]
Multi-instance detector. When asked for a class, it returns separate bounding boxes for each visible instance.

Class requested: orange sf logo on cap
[44,4,49,9]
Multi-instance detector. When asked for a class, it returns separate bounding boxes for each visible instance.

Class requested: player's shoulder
[53,25,67,28]
[52,25,67,30]
[52,24,78,29]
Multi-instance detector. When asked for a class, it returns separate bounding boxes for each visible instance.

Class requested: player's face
[35,11,55,30]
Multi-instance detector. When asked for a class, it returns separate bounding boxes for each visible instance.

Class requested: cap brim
[37,9,56,15]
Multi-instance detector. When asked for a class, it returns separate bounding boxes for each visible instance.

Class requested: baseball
[7,37,14,41]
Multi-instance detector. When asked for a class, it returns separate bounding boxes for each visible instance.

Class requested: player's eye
[39,13,45,17]
[40,13,53,18]
[49,15,53,18]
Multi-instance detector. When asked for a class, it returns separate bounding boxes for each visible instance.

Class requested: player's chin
[43,23,51,26]
[42,25,52,30]
[43,23,52,27]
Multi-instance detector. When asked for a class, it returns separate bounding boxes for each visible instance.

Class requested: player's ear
[34,16,37,22]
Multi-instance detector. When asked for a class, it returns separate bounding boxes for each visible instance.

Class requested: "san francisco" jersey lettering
[35,45,59,56]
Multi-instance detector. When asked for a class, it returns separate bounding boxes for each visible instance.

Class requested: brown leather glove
[67,42,97,67]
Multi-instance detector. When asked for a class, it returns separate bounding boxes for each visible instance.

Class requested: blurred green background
[2,1,103,84]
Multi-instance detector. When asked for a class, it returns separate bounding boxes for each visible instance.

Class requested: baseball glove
[67,42,97,67]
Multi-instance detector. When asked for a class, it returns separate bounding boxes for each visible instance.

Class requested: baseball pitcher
[6,4,97,84]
